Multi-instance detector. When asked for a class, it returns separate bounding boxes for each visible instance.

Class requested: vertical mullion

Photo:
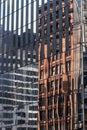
[15,0,19,70]
[0,0,1,25]
[53,0,56,57]
[41,0,44,62]
[11,0,14,47]
[2,0,5,35]
[0,0,2,56]
[26,0,28,45]
[1,0,5,74]
[30,0,34,62]
[20,0,23,67]
[16,0,19,48]
[21,0,23,47]
[25,0,28,65]
[6,0,10,72]
[65,0,69,54]
[36,0,39,62]
[11,0,14,33]
[10,0,14,71]
[47,0,50,59]
[59,0,62,55]
[7,0,9,33]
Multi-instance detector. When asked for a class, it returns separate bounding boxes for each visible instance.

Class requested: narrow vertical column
[1,0,5,74]
[21,0,23,47]
[6,0,10,72]
[36,0,39,62]
[38,43,41,130]
[19,0,23,68]
[41,0,44,63]
[47,0,50,59]
[44,44,49,130]
[10,0,14,71]
[53,0,56,57]
[25,0,28,65]
[59,0,62,56]
[0,0,1,26]
[30,0,34,62]
[16,0,19,48]
[15,0,19,69]
[7,0,9,33]
[70,31,74,130]
[65,0,69,55]
[62,37,67,130]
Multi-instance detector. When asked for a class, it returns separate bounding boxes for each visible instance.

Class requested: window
[40,70,44,79]
[56,10,59,19]
[84,4,87,10]
[55,79,58,90]
[48,96,53,106]
[54,108,58,118]
[56,49,60,59]
[68,76,71,88]
[44,16,47,23]
[50,66,55,76]
[44,28,47,35]
[39,84,44,94]
[18,120,25,125]
[48,81,54,91]
[48,109,53,119]
[66,61,71,73]
[39,98,45,106]
[60,64,63,74]
[60,78,63,89]
[55,123,58,130]
[40,124,46,130]
[50,25,53,33]
[50,51,53,61]
[48,124,54,130]
[40,110,46,121]
[50,3,53,8]
[56,65,59,74]
[54,95,57,104]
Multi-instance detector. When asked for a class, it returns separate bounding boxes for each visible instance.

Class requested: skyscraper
[0,0,38,130]
[38,0,74,129]
[38,0,87,130]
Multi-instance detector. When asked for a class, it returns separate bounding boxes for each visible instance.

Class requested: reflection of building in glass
[0,29,36,74]
[38,0,87,130]
[0,0,38,129]
[38,1,74,130]
[0,64,38,130]
[0,0,38,74]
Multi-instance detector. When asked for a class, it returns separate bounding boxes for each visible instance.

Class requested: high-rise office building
[0,0,38,130]
[38,0,74,129]
[0,64,38,130]
[38,0,87,130]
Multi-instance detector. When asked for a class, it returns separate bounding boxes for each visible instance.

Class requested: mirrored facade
[0,0,38,130]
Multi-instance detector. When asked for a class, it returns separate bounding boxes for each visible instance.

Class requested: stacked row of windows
[40,61,71,79]
[40,123,58,130]
[38,1,73,62]
[39,78,71,94]
[40,106,71,121]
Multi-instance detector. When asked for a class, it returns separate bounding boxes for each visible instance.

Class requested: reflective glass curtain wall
[0,0,39,130]
[0,0,38,74]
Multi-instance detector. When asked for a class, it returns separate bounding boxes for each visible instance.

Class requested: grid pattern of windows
[0,1,39,130]
[38,0,75,130]
[0,0,38,74]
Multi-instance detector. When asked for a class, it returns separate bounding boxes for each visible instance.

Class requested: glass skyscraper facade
[0,0,87,130]
[0,0,38,130]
